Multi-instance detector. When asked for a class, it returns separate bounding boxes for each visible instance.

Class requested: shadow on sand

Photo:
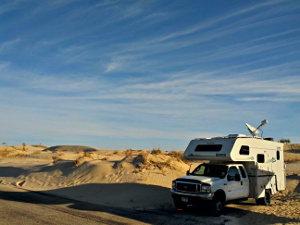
[0,183,299,225]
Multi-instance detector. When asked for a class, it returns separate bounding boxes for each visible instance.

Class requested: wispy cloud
[0,0,299,147]
[0,38,21,53]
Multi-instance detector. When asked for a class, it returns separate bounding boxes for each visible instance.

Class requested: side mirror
[186,170,190,175]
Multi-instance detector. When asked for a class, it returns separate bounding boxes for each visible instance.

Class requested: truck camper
[171,120,286,214]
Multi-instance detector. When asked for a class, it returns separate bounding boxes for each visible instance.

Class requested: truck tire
[211,195,225,215]
[173,199,187,210]
[256,189,271,205]
[172,195,187,210]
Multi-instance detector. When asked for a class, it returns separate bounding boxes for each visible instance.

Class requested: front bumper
[170,189,213,200]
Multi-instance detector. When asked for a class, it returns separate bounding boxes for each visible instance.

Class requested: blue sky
[0,0,299,150]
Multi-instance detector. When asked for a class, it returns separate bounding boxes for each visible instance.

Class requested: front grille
[176,181,200,193]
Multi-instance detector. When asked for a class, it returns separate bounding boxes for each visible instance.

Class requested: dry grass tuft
[125,149,133,157]
[134,152,150,170]
[151,148,162,155]
[71,156,85,167]
[15,153,27,157]
[170,151,182,162]
[0,151,10,158]
[52,155,61,163]
[83,151,93,158]
[170,151,191,164]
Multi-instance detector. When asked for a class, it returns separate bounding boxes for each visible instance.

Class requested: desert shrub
[0,151,10,158]
[83,151,93,158]
[15,152,27,157]
[101,157,108,161]
[133,152,150,170]
[279,139,291,144]
[22,142,26,151]
[171,151,191,164]
[151,148,162,155]
[71,156,85,167]
[125,149,133,157]
[58,152,65,157]
[155,162,168,175]
[52,155,61,163]
[137,152,149,164]
[171,151,182,162]
[114,162,124,169]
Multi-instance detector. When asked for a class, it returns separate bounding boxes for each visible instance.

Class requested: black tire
[256,189,271,205]
[172,196,187,210]
[211,196,225,216]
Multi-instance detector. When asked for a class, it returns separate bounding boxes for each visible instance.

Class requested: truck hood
[177,175,220,185]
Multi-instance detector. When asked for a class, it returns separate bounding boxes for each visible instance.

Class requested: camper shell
[184,134,286,198]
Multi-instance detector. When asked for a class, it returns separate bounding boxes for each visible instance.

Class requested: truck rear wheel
[256,189,271,205]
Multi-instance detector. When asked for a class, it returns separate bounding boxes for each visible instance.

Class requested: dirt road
[0,184,230,225]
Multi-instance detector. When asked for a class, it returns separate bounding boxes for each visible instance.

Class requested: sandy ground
[0,144,299,224]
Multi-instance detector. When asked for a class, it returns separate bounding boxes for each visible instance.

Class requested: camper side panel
[238,140,285,198]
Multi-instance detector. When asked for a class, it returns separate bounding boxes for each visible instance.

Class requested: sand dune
[0,144,299,224]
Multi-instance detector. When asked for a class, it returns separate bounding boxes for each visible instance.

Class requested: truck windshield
[191,164,228,178]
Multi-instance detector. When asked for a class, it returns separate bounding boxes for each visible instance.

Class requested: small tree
[279,139,291,144]
[2,142,6,146]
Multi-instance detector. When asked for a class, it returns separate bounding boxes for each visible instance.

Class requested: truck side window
[239,145,249,155]
[227,167,240,181]
[238,166,246,178]
[257,154,265,163]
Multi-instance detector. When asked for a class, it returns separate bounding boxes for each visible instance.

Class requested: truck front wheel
[211,194,225,215]
[172,196,187,210]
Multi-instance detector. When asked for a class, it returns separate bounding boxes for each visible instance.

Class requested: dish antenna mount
[246,119,268,137]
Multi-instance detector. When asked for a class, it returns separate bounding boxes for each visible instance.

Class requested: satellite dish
[246,119,268,137]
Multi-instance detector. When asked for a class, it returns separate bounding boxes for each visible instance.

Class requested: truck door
[225,166,241,200]
[238,166,250,198]
[225,166,249,200]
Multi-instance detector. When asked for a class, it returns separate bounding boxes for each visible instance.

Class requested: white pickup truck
[171,124,286,214]
[171,162,251,213]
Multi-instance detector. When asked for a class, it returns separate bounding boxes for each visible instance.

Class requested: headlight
[201,184,211,193]
[172,181,176,189]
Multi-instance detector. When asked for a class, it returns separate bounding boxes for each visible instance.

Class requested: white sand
[0,144,299,224]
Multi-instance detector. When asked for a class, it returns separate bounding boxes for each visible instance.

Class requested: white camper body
[184,134,286,199]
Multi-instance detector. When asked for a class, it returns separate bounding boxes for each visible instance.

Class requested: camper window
[257,154,265,163]
[195,144,222,152]
[277,151,280,160]
[239,145,249,155]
